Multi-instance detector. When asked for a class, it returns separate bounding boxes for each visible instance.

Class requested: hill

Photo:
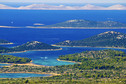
[0,54,31,64]
[12,41,60,51]
[55,31,126,48]
[46,19,126,28]
[58,49,126,62]
[0,41,61,53]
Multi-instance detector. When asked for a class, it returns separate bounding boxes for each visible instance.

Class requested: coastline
[0,72,60,76]
[57,59,82,64]
[2,60,47,67]
[1,25,126,29]
[2,48,62,54]
[12,61,48,67]
[52,45,126,49]
[0,60,46,67]
[0,61,60,78]
[26,26,126,29]
[0,26,22,28]
[0,43,13,45]
[0,72,60,79]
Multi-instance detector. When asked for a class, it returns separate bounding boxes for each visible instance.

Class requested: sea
[0,8,126,78]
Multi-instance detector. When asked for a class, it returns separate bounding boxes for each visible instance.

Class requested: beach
[57,59,82,64]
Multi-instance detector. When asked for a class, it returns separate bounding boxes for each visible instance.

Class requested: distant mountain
[0,39,12,44]
[0,41,61,53]
[0,4,15,9]
[46,19,126,28]
[0,4,126,10]
[55,31,126,48]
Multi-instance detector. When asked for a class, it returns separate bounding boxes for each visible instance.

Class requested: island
[55,31,126,48]
[0,49,125,84]
[0,39,13,44]
[0,54,31,64]
[35,19,126,29]
[0,41,61,53]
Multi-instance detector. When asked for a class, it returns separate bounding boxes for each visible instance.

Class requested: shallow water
[2,46,126,66]
[0,73,51,78]
[0,64,11,67]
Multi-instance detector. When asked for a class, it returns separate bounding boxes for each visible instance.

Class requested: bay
[1,28,126,66]
[0,10,126,78]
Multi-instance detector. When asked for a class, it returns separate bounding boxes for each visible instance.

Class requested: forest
[0,49,125,84]
[0,54,31,63]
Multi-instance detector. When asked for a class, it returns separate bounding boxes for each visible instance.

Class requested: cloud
[79,4,106,10]
[16,4,106,10]
[17,4,78,10]
[106,4,126,10]
[0,4,126,10]
[0,4,15,9]
[33,23,45,26]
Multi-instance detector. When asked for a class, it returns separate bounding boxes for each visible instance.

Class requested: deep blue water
[1,28,126,66]
[0,10,126,78]
[0,73,51,78]
[0,10,126,26]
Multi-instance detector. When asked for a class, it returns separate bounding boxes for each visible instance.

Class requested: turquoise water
[1,29,126,78]
[3,46,126,66]
[0,64,11,68]
[0,73,51,78]
[1,29,126,66]
[0,64,11,67]
[0,10,126,78]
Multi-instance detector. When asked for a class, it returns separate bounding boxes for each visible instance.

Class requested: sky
[0,0,126,3]
[0,0,126,10]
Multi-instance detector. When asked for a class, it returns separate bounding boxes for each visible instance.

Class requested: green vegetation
[12,41,60,51]
[0,41,60,53]
[56,31,126,48]
[46,19,126,27]
[0,49,125,84]
[0,76,125,84]
[0,54,31,63]
[0,39,12,44]
[58,49,126,70]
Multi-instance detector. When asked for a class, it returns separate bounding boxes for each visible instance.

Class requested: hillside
[0,54,31,64]
[58,49,126,62]
[55,31,126,48]
[0,41,61,53]
[46,19,126,27]
[12,41,60,51]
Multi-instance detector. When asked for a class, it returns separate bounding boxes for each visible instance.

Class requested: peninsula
[0,41,61,53]
[42,19,126,28]
[0,39,13,44]
[55,31,126,48]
